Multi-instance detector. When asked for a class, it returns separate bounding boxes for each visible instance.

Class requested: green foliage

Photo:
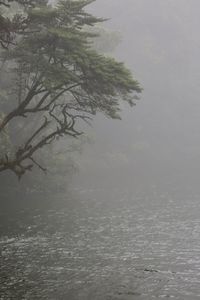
[0,0,41,48]
[0,0,141,177]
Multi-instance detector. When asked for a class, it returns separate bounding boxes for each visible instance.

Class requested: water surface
[1,187,200,299]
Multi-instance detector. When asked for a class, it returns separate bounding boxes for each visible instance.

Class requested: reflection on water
[1,188,200,299]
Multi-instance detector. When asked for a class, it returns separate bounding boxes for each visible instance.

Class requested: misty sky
[77,0,200,190]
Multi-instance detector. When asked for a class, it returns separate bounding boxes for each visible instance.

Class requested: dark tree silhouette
[0,0,141,178]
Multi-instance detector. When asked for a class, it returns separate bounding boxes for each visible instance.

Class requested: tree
[0,0,40,48]
[0,0,141,178]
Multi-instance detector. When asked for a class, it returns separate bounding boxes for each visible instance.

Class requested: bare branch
[24,116,50,150]
[29,157,47,172]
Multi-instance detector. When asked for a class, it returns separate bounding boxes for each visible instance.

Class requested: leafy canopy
[0,0,141,178]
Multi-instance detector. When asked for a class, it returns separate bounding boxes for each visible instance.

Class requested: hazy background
[75,0,200,193]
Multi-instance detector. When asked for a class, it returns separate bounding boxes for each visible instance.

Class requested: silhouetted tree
[0,0,141,178]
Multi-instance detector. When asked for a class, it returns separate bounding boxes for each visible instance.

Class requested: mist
[77,0,200,193]
[1,0,200,299]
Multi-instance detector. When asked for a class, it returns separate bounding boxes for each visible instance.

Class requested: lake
[1,186,200,299]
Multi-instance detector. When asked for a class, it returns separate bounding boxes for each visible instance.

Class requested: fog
[76,0,200,193]
[1,1,200,299]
